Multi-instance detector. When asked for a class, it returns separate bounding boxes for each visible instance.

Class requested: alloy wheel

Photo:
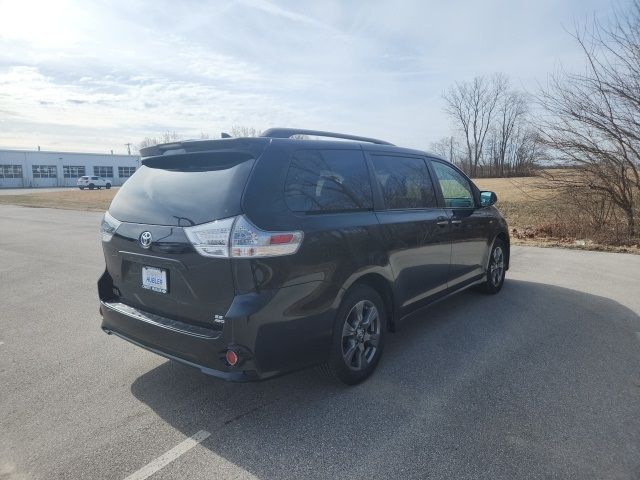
[341,300,381,371]
[490,246,505,287]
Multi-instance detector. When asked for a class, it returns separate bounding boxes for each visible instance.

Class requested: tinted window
[109,152,255,226]
[431,161,475,208]
[371,155,437,209]
[285,149,372,213]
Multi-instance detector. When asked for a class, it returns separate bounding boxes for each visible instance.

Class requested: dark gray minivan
[98,128,509,384]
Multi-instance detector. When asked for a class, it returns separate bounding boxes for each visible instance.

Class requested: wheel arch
[495,231,510,270]
[343,272,397,333]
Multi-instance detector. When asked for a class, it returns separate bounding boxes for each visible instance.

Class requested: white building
[0,149,140,188]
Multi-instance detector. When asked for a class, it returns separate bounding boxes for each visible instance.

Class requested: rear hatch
[102,140,267,330]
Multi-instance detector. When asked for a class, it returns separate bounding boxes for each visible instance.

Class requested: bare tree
[229,126,309,139]
[491,91,529,176]
[230,126,260,137]
[510,128,545,176]
[538,1,640,237]
[430,136,464,168]
[443,74,508,176]
[137,131,183,150]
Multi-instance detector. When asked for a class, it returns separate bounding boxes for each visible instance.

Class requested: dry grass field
[476,176,640,253]
[474,176,556,232]
[0,188,116,211]
[0,177,637,253]
[474,176,547,202]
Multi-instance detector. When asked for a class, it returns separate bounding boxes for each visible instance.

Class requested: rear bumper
[98,266,337,381]
[100,300,262,381]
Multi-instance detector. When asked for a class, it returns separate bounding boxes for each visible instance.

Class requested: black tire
[106,183,111,189]
[79,186,84,190]
[327,284,387,385]
[88,184,95,190]
[477,239,506,294]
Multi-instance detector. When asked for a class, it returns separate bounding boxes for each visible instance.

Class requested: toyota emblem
[139,231,152,248]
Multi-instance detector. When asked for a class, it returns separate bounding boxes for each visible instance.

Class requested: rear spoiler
[140,137,271,160]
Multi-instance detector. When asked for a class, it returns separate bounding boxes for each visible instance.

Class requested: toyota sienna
[98,128,509,384]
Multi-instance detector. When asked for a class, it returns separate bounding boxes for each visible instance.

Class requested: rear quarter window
[284,149,372,213]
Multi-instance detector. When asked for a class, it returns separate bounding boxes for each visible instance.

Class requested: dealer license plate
[142,266,168,293]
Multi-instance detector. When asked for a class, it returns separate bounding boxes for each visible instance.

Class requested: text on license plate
[142,266,168,293]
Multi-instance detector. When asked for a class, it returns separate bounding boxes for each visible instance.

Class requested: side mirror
[480,191,497,207]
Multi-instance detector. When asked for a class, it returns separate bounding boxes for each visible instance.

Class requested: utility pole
[124,143,132,155]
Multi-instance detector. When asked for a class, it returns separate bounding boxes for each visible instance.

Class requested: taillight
[184,215,303,258]
[100,211,121,242]
[183,217,235,258]
[230,215,303,258]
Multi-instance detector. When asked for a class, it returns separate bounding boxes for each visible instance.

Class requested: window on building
[118,166,136,178]
[371,155,437,209]
[94,166,113,178]
[32,165,57,179]
[284,149,373,213]
[63,165,86,178]
[0,165,23,178]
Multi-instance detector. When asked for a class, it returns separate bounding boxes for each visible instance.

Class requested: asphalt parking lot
[1,204,639,480]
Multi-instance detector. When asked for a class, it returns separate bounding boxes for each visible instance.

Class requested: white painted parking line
[124,430,211,480]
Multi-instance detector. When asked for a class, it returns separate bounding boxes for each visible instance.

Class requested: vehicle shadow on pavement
[130,280,640,480]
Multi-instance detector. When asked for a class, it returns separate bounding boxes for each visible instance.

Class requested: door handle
[436,216,449,227]
[451,219,462,225]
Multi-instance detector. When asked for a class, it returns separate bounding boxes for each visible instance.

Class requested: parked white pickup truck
[77,176,111,190]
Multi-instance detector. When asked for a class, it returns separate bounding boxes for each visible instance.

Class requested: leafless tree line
[438,1,640,238]
[435,74,543,178]
[537,0,640,237]
[134,126,313,152]
[137,131,194,151]
[136,126,258,151]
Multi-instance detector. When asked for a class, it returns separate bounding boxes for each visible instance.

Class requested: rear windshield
[108,152,255,226]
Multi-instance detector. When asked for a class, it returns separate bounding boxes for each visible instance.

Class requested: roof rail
[260,128,394,146]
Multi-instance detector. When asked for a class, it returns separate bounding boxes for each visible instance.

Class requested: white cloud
[0,0,614,153]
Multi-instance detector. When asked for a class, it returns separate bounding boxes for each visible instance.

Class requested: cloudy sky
[0,0,613,154]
